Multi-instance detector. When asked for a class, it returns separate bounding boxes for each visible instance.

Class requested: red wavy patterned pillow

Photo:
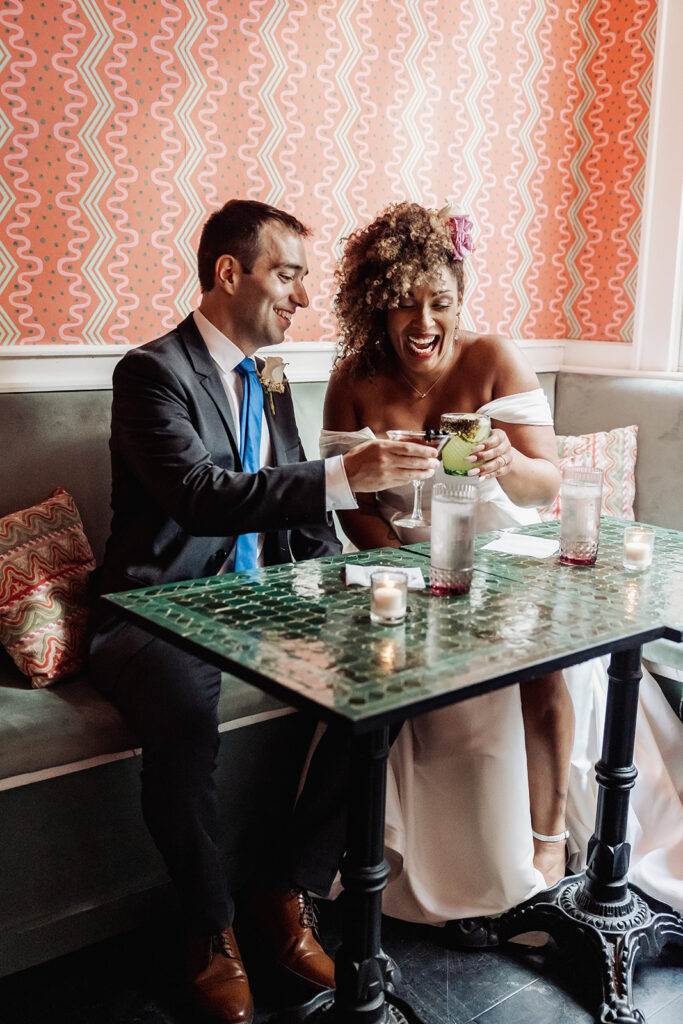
[538,424,638,522]
[0,488,96,688]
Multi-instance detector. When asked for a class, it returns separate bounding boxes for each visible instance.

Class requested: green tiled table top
[404,517,683,590]
[105,520,683,732]
[406,519,683,626]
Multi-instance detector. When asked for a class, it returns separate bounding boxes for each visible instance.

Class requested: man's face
[231,221,309,354]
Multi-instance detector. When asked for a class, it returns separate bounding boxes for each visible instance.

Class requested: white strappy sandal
[531,828,570,843]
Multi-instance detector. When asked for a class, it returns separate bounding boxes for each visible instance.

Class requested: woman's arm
[323,365,402,550]
[337,498,401,551]
[466,338,560,507]
[322,363,366,431]
[479,421,560,507]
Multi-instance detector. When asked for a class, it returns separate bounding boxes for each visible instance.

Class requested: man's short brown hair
[197,200,311,292]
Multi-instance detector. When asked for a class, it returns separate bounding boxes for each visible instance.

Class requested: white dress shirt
[193,310,356,566]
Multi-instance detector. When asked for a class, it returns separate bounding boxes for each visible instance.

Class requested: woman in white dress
[321,200,683,925]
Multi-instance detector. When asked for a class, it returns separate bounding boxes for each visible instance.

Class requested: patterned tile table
[105,525,683,1024]
[406,516,683,608]
[105,524,681,734]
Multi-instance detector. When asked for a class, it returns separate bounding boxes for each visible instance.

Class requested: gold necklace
[397,363,450,400]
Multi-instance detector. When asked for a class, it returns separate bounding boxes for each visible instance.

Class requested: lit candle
[373,585,404,616]
[370,570,408,624]
[624,541,651,564]
[623,527,655,571]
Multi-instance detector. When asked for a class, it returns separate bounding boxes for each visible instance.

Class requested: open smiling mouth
[406,335,438,356]
[275,306,293,327]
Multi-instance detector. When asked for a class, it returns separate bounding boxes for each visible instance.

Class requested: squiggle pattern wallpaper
[0,0,657,347]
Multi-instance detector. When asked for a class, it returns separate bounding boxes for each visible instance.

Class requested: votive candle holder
[370,570,408,625]
[623,526,655,571]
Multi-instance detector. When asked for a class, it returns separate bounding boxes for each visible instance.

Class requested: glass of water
[559,466,604,566]
[430,481,479,595]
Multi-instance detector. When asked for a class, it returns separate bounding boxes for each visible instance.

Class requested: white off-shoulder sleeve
[477,388,553,426]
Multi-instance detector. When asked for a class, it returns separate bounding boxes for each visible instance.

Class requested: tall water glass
[430,481,478,595]
[559,466,604,566]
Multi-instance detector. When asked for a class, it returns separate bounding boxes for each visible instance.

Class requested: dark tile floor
[1,898,682,1024]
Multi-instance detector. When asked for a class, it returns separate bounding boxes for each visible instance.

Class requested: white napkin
[481,535,559,559]
[345,564,426,589]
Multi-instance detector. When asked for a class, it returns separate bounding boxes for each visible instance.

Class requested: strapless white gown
[321,390,683,922]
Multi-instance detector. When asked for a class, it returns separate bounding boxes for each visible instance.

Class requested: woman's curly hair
[333,201,464,376]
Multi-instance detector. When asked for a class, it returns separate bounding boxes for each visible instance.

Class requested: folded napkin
[481,534,559,559]
[345,564,426,589]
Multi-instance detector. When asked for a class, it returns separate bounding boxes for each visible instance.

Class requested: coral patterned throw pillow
[538,425,638,522]
[0,489,96,687]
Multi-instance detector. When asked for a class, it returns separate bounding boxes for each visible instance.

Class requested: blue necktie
[233,357,263,571]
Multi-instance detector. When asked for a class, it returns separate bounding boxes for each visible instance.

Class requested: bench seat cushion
[553,373,683,530]
[0,647,292,786]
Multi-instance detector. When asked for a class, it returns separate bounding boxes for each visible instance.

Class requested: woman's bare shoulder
[461,330,515,356]
[460,331,538,391]
[324,358,381,429]
[326,359,379,401]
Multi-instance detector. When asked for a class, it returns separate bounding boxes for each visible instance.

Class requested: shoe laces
[293,888,320,935]
[211,930,236,958]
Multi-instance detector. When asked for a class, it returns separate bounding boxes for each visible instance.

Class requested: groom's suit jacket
[88,317,350,896]
[95,313,341,607]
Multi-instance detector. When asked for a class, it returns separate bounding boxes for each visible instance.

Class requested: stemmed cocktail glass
[385,429,449,529]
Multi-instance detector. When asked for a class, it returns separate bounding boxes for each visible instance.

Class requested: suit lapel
[178,315,240,460]
[178,319,294,470]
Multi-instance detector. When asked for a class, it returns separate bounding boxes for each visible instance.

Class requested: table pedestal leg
[272,726,425,1024]
[444,646,683,1023]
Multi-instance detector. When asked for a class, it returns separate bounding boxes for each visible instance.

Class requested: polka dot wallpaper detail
[0,0,657,347]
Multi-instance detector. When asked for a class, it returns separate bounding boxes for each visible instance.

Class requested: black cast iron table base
[270,721,427,1023]
[272,646,682,1024]
[272,988,420,1024]
[269,948,418,1023]
[444,645,683,1023]
[445,876,683,1023]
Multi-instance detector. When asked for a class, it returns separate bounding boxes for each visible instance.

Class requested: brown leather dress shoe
[249,887,335,991]
[184,927,254,1023]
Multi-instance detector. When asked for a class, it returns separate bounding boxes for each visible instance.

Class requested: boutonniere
[258,356,288,413]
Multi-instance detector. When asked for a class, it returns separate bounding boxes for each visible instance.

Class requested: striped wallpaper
[0,0,657,348]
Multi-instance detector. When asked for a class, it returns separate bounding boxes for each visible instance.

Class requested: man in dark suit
[89,199,437,1023]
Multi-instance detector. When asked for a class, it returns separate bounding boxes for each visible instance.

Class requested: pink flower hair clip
[437,200,475,260]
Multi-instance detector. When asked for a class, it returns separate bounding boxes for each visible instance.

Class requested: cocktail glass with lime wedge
[439,413,491,476]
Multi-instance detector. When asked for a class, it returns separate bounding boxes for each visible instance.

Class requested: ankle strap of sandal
[532,828,570,842]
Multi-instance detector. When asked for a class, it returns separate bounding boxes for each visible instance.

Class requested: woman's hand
[466,428,514,481]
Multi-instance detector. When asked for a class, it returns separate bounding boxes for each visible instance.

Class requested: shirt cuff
[324,455,358,511]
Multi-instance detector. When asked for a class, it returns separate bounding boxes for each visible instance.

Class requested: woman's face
[386,266,461,373]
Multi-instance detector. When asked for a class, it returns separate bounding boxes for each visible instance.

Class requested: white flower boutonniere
[258,355,288,413]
